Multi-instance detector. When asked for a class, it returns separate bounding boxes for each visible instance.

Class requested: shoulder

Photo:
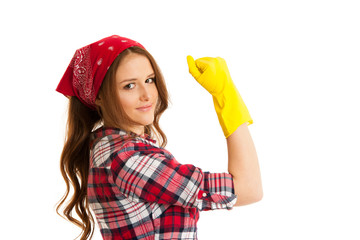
[90,127,159,153]
[90,127,174,166]
[120,137,173,160]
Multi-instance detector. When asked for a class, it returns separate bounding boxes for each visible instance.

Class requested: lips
[136,104,152,111]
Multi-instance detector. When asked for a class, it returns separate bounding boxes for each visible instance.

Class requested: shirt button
[202,193,207,197]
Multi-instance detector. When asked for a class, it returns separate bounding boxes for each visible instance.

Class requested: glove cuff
[212,90,253,138]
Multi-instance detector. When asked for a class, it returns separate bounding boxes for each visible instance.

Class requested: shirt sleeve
[110,139,237,211]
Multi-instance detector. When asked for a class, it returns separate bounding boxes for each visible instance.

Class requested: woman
[56,35,263,240]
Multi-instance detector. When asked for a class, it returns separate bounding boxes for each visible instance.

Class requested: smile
[136,104,152,112]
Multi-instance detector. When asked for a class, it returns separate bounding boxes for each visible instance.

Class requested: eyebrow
[119,73,155,84]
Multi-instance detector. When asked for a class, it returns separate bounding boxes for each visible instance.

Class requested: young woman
[56,35,263,240]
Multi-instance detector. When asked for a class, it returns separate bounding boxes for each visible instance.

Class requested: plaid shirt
[88,127,237,240]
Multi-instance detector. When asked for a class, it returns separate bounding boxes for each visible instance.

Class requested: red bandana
[56,35,145,109]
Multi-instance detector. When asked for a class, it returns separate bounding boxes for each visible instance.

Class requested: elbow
[251,190,263,203]
[253,188,264,202]
[232,179,263,207]
[233,191,263,207]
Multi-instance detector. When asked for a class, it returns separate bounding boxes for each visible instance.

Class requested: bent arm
[227,123,263,206]
[111,140,237,210]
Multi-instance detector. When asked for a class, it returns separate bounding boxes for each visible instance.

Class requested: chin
[138,117,155,126]
[130,111,155,128]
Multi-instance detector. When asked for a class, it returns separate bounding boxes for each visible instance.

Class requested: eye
[145,77,156,84]
[124,83,135,90]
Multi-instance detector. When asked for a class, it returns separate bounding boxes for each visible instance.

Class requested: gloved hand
[187,55,253,138]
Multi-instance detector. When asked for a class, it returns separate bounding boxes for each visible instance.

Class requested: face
[115,53,158,135]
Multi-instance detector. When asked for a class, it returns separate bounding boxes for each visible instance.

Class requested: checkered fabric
[88,127,237,239]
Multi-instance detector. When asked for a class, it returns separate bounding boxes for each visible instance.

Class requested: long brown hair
[56,46,169,239]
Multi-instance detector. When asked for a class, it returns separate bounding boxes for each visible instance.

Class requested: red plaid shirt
[88,127,237,240]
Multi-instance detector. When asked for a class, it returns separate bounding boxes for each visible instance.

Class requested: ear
[95,96,102,106]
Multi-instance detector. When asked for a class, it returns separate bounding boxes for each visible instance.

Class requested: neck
[103,121,145,136]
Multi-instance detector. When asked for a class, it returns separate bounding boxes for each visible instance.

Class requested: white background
[1,0,359,239]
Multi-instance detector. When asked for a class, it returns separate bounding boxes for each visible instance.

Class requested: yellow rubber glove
[187,55,253,138]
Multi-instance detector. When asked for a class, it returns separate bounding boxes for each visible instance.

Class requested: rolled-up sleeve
[110,140,237,211]
[196,172,237,211]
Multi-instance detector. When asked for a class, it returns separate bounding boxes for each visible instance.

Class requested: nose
[139,85,150,101]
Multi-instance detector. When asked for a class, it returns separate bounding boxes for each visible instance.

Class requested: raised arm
[187,55,263,206]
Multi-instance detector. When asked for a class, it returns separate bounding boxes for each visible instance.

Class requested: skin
[115,53,158,136]
[227,123,263,206]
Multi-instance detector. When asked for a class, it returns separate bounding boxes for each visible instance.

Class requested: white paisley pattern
[72,45,95,106]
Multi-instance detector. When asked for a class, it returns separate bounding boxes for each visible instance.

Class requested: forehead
[116,53,153,80]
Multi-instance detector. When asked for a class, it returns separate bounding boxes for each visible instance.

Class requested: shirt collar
[91,126,156,143]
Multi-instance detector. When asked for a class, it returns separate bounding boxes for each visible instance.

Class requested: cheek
[152,85,159,99]
[118,94,135,112]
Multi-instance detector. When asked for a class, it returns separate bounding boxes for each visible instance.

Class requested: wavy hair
[56,46,169,239]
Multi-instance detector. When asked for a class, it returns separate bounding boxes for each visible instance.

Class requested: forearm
[227,123,263,206]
